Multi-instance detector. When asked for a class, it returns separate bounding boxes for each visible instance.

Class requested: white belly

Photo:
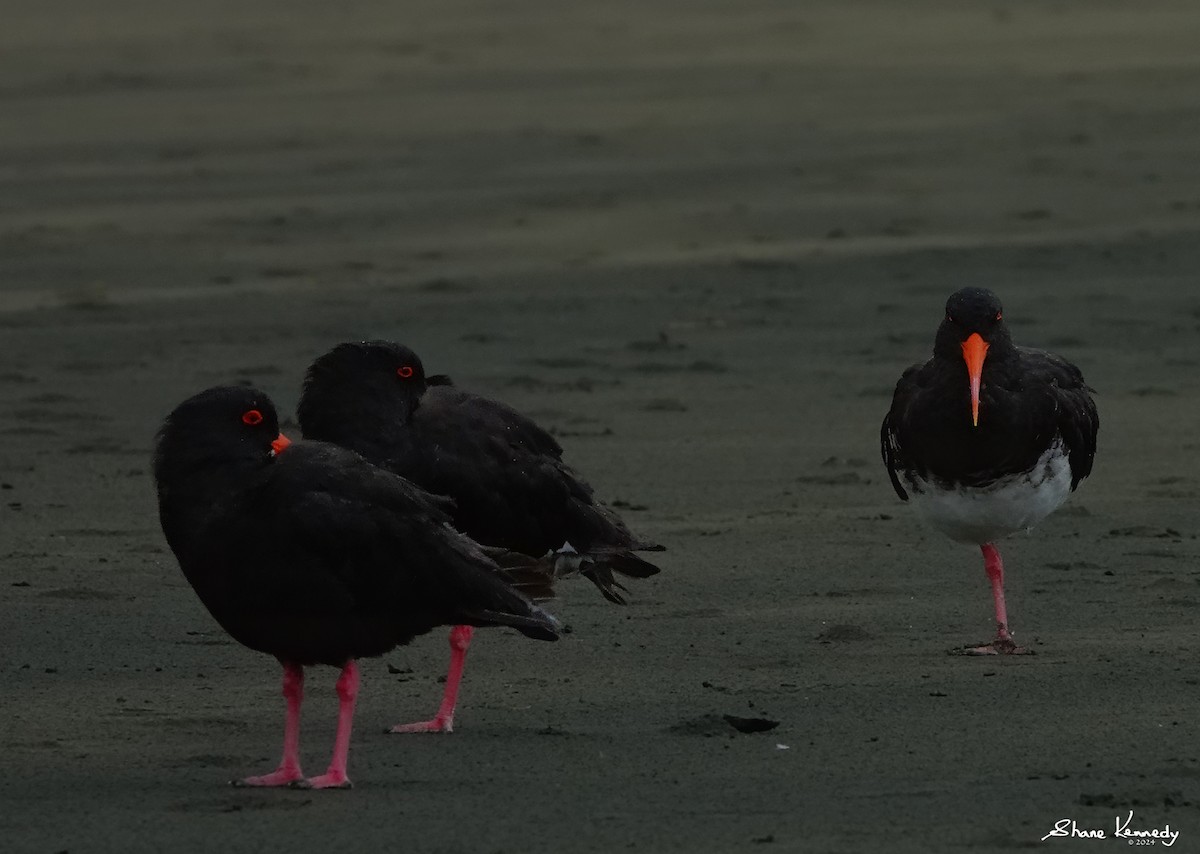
[904,440,1074,544]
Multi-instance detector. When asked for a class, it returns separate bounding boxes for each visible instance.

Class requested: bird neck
[299,383,420,451]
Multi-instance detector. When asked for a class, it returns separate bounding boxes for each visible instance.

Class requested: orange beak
[960,333,989,427]
[271,433,292,455]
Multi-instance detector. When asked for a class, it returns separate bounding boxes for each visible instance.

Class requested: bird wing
[423,385,565,459]
[880,361,927,501]
[192,443,558,648]
[406,386,651,557]
[1018,347,1099,489]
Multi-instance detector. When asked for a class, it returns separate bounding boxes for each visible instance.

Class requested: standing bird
[881,288,1098,654]
[298,340,663,733]
[154,386,559,787]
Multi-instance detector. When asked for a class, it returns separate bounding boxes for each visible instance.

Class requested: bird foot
[953,637,1033,656]
[387,715,454,734]
[232,766,305,787]
[291,772,353,790]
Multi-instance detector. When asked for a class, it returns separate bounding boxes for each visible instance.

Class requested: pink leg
[388,625,474,734]
[983,543,1013,641]
[299,660,359,789]
[960,543,1031,655]
[234,662,305,787]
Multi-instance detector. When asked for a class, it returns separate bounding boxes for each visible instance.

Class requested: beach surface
[3,2,1200,851]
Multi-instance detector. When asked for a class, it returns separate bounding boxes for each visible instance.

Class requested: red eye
[995,311,1002,321]
[396,366,414,379]
[242,409,264,426]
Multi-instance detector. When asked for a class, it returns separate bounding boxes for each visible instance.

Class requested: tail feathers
[439,527,559,638]
[580,563,632,605]
[553,549,662,605]
[595,550,663,579]
[631,541,666,553]
[465,605,560,642]
[478,546,557,602]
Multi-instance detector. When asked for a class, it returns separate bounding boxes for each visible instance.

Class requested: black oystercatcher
[154,386,559,787]
[881,288,1098,654]
[298,341,663,732]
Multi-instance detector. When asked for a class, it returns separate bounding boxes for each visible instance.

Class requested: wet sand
[3,1,1200,851]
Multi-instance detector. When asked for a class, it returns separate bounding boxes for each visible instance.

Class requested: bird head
[934,288,1011,427]
[299,340,430,443]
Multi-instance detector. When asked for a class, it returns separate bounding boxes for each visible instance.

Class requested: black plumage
[880,288,1099,653]
[297,340,663,733]
[154,386,558,786]
[298,341,664,603]
[882,290,1097,498]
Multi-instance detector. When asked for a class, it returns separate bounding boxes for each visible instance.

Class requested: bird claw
[231,767,305,788]
[387,715,454,734]
[952,637,1033,656]
[291,773,352,790]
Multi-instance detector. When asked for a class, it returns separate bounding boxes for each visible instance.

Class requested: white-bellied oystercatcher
[154,386,559,788]
[881,288,1099,654]
[298,340,663,733]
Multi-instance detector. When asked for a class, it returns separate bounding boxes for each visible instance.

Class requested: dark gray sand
[3,2,1200,851]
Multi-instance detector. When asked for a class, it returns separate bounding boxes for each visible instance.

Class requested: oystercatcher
[881,287,1098,654]
[298,340,663,733]
[154,386,559,787]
